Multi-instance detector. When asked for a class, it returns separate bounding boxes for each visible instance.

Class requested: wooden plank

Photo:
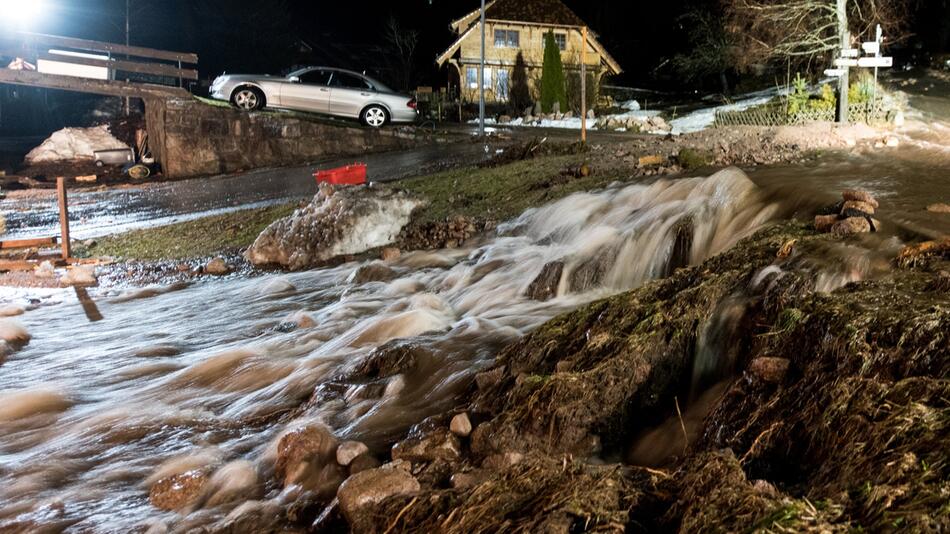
[0,69,190,99]
[17,32,198,64]
[35,52,199,81]
[57,177,71,260]
[0,237,58,250]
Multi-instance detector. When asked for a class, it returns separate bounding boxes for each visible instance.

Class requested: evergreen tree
[540,31,567,114]
[509,52,532,114]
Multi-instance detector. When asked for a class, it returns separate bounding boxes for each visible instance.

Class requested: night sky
[15,0,950,88]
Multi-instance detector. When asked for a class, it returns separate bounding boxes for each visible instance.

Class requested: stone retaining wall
[145,97,427,178]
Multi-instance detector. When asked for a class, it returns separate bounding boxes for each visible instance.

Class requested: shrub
[540,31,567,114]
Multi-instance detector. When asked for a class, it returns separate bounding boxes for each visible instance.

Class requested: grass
[82,203,297,261]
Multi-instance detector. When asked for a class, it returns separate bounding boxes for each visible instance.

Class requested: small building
[436,0,622,105]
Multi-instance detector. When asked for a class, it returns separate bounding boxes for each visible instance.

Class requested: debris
[25,125,129,164]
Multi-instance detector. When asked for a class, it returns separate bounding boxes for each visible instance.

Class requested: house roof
[485,0,586,27]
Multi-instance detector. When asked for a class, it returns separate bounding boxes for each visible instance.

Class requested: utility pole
[580,26,587,143]
[124,0,131,117]
[478,0,486,136]
[836,0,848,124]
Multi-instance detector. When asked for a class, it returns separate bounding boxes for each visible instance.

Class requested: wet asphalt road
[0,140,504,240]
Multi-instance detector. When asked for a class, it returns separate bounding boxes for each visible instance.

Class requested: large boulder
[247,184,424,271]
[337,465,420,527]
[274,425,343,497]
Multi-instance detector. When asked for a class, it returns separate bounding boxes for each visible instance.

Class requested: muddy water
[0,168,792,531]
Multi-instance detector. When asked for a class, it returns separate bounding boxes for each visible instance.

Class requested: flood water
[1,169,795,531]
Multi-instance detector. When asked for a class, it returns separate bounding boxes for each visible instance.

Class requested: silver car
[209,67,419,127]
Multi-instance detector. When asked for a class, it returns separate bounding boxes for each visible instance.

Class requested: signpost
[829,22,892,123]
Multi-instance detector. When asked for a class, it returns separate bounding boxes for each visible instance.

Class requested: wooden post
[56,177,71,260]
[581,26,588,143]
[836,0,849,124]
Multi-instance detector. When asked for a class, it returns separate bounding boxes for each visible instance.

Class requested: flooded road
[0,141,498,241]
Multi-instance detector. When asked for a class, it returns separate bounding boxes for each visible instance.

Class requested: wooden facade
[437,0,622,105]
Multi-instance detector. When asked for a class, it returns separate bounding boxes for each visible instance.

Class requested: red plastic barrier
[314,163,367,186]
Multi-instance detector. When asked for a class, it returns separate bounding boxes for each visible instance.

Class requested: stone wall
[145,97,427,178]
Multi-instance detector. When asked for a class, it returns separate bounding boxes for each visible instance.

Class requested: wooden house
[436,0,622,105]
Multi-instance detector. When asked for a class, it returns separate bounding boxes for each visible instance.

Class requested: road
[0,140,505,240]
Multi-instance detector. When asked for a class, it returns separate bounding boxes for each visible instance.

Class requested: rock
[336,441,370,467]
[246,185,423,271]
[0,319,31,345]
[814,214,839,233]
[203,460,260,508]
[275,425,340,489]
[498,115,512,124]
[336,466,420,525]
[349,453,382,475]
[59,266,97,287]
[926,203,950,214]
[475,366,505,390]
[204,257,232,276]
[748,357,790,384]
[842,190,879,208]
[841,200,876,215]
[0,306,24,317]
[381,247,401,261]
[34,261,56,278]
[347,262,397,284]
[450,413,473,438]
[149,470,209,511]
[450,470,489,490]
[831,217,872,236]
[392,428,462,463]
[525,261,564,301]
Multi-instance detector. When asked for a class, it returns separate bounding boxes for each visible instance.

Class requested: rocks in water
[450,413,473,438]
[203,257,232,276]
[747,357,790,384]
[336,465,420,526]
[381,247,402,261]
[926,203,950,214]
[275,425,342,495]
[832,217,871,236]
[59,266,97,287]
[149,470,209,511]
[842,190,879,209]
[896,237,950,267]
[336,441,370,467]
[525,261,564,301]
[399,215,483,250]
[0,320,30,346]
[842,200,875,215]
[392,427,462,463]
[246,184,423,271]
[814,214,838,232]
[0,306,24,318]
[347,262,397,284]
[203,460,260,508]
[348,453,382,475]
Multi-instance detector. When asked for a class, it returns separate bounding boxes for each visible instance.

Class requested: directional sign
[858,56,893,68]
[835,58,858,67]
[824,68,846,77]
[840,49,860,58]
[862,41,880,54]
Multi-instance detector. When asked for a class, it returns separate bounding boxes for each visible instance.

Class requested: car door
[279,69,333,112]
[328,72,376,118]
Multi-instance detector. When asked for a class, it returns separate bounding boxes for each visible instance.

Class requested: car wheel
[361,105,389,128]
[232,87,265,111]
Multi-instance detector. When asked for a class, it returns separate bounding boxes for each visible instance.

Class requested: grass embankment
[84,203,296,261]
[87,151,634,261]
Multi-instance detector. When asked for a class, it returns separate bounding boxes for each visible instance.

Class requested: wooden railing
[0,32,198,86]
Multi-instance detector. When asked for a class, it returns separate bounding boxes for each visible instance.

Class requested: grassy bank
[83,203,297,260]
[85,150,635,261]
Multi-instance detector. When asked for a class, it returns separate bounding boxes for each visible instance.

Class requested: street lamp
[1,0,45,28]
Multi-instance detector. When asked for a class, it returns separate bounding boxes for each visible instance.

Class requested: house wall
[455,22,603,104]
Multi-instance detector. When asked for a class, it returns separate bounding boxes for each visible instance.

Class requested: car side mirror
[288,76,300,83]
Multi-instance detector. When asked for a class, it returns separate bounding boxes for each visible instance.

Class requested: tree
[383,17,420,91]
[724,0,918,73]
[672,6,733,94]
[540,32,567,113]
[509,52,532,114]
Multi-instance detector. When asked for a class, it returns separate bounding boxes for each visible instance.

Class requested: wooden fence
[714,100,891,128]
[0,32,198,87]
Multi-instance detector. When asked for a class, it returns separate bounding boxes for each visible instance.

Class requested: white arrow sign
[862,41,880,54]
[841,49,860,58]
[858,56,893,68]
[824,68,846,77]
[835,58,859,67]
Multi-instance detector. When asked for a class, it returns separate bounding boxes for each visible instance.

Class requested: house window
[496,69,510,100]
[494,29,520,48]
[544,33,567,51]
[466,66,492,89]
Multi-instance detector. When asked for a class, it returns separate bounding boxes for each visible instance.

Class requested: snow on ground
[25,125,129,164]
[473,100,669,134]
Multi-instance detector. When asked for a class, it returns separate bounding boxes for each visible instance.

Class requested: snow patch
[25,125,129,164]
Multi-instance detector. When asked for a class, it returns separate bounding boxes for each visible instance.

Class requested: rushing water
[0,168,795,531]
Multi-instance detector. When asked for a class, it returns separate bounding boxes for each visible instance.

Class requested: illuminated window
[494,30,520,48]
[466,67,492,89]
